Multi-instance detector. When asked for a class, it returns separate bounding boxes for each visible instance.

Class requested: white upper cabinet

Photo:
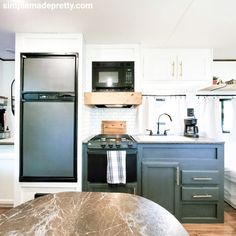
[177,50,212,81]
[142,49,212,92]
[143,50,174,81]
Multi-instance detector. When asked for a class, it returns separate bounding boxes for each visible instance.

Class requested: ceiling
[0,0,236,60]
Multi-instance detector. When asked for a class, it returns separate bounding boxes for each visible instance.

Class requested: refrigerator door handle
[58,93,75,101]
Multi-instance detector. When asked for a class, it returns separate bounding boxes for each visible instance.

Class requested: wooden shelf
[84,92,142,106]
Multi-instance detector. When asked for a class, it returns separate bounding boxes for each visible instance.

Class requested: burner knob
[127,142,133,148]
[101,143,106,148]
[108,143,113,148]
[116,142,121,148]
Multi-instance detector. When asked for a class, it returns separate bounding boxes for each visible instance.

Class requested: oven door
[87,149,137,183]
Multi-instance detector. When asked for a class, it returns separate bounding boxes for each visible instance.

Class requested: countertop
[133,135,224,144]
[0,138,14,145]
[0,192,189,236]
[82,134,224,145]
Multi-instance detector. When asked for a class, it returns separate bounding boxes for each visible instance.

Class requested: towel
[107,150,126,184]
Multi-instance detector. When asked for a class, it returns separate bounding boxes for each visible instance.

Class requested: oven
[86,134,138,194]
[87,149,137,183]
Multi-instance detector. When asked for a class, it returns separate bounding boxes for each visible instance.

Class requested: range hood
[84,92,142,108]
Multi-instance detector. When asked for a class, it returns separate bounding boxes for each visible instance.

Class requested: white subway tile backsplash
[89,107,138,135]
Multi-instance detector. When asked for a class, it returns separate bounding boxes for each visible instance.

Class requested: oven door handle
[87,150,137,155]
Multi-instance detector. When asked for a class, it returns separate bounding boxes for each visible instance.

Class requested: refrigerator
[20,53,78,182]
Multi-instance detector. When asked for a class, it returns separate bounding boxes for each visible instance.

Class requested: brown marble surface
[0,192,189,236]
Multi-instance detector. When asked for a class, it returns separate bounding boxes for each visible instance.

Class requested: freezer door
[22,56,76,92]
[21,102,76,180]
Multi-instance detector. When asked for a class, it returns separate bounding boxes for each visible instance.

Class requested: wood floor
[183,203,236,236]
[0,203,236,235]
[0,207,11,215]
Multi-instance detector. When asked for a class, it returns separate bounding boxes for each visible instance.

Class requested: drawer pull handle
[172,62,175,76]
[179,61,183,77]
[192,194,212,199]
[176,166,180,186]
[192,177,213,181]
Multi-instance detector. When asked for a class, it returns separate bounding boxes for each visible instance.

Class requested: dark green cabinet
[139,142,224,223]
[142,161,180,217]
[82,139,224,223]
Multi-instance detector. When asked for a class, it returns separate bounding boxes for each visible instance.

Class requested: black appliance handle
[87,149,137,155]
[58,93,75,101]
[11,79,15,116]
[21,92,75,101]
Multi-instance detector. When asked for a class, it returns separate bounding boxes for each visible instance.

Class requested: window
[220,99,233,133]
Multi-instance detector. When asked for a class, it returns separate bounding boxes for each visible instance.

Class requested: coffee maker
[184,108,199,138]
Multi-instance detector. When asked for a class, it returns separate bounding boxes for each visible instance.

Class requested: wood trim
[84,92,142,105]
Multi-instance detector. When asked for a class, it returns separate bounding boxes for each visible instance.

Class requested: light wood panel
[101,120,126,134]
[183,203,236,236]
[84,92,142,105]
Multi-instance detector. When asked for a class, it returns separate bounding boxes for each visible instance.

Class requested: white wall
[1,61,15,135]
[0,61,2,88]
[214,48,236,59]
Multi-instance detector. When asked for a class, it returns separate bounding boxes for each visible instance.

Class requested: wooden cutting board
[101,121,127,134]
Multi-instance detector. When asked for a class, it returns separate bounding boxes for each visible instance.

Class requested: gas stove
[87,134,137,150]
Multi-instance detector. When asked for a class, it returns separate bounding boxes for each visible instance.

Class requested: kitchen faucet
[157,113,172,135]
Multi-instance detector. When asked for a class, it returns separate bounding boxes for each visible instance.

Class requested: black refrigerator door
[22,54,76,92]
[20,101,77,181]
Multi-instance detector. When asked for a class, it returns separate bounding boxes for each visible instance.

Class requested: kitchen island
[0,191,188,236]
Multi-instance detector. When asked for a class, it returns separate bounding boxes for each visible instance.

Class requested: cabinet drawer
[182,187,219,201]
[182,170,219,184]
[142,146,217,160]
[181,203,219,223]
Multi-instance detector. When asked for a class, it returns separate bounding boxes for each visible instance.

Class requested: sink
[134,135,196,143]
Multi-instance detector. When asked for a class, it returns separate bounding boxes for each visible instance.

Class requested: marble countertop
[133,135,224,144]
[0,192,189,236]
[0,138,14,145]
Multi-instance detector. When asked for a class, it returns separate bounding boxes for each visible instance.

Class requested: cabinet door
[177,50,212,81]
[0,154,14,205]
[142,161,180,217]
[142,49,212,85]
[143,49,176,82]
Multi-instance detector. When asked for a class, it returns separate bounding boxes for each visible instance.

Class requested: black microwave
[92,61,134,92]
